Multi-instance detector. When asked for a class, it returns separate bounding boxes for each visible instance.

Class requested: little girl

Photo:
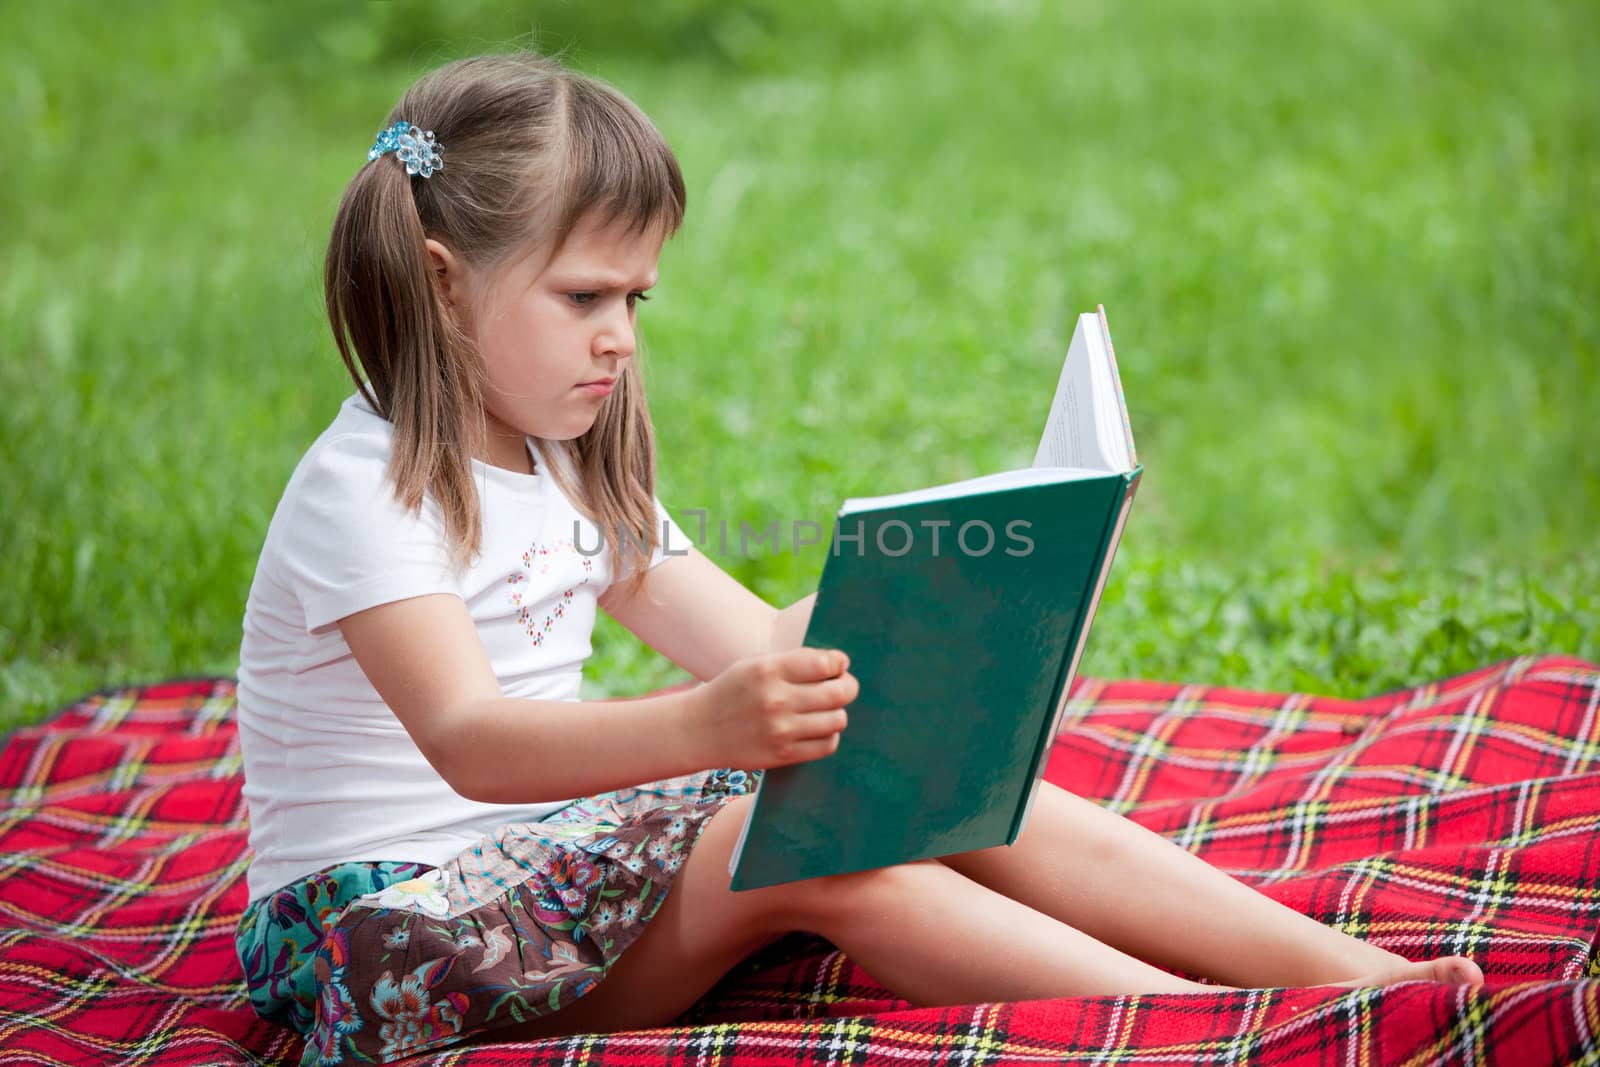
[235,51,1485,1066]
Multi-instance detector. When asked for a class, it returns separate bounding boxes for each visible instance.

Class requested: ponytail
[324,148,485,566]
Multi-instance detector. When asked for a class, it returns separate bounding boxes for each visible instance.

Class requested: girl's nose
[594,307,636,358]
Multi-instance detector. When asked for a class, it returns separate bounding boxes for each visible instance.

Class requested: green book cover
[729,307,1140,892]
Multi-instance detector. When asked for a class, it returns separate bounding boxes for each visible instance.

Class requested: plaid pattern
[1,656,1597,1065]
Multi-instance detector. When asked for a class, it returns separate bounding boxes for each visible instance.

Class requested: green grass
[3,0,1597,729]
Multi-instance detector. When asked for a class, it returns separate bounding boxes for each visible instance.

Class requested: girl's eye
[568,292,597,307]
[627,291,652,309]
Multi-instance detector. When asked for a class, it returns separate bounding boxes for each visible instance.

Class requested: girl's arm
[597,546,816,678]
[340,585,853,805]
[769,591,818,652]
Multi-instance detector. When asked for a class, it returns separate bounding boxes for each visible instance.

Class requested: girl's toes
[1323,955,1485,991]
[1436,956,1485,988]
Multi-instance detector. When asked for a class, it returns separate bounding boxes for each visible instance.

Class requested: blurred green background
[3,0,1596,729]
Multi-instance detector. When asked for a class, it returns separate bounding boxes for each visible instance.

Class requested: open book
[728,306,1141,890]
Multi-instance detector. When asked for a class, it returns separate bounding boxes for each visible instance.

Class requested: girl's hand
[687,648,858,770]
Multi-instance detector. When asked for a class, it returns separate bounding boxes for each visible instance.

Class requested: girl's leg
[503,793,1220,1042]
[936,781,1484,989]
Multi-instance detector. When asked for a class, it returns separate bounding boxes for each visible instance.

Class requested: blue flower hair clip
[367,121,444,178]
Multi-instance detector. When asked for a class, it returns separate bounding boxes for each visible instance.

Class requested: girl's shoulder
[298,388,393,459]
[271,391,444,541]
[282,392,400,495]
[255,392,453,630]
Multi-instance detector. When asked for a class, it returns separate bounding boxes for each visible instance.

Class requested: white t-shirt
[237,391,690,901]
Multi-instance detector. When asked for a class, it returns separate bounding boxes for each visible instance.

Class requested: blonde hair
[324,52,685,599]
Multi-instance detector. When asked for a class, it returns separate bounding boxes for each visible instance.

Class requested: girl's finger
[795,676,856,714]
[792,707,848,739]
[780,647,848,683]
[777,733,843,765]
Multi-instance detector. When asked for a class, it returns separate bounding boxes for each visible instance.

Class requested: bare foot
[1321,955,1485,991]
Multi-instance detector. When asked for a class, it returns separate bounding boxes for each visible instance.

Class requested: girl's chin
[539,415,603,442]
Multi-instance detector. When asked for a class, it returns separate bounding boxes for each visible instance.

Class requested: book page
[727,779,761,875]
[1033,310,1134,474]
[1091,306,1136,469]
[838,465,1107,515]
[1032,316,1115,472]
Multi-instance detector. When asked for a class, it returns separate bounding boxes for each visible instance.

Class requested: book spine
[1007,467,1142,842]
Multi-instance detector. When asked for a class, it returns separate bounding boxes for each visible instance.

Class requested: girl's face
[431,214,664,473]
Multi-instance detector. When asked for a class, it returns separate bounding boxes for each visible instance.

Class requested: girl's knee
[693,794,757,869]
[696,799,940,933]
[784,859,944,930]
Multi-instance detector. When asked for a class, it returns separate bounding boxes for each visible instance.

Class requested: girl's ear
[424,238,470,311]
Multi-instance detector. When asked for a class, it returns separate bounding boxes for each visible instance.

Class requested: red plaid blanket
[2,656,1597,1065]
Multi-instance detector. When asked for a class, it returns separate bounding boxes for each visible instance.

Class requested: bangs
[555,78,686,242]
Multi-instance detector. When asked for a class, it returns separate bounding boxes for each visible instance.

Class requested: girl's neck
[478,407,539,475]
[481,432,538,476]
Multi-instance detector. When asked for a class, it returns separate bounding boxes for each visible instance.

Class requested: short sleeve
[274,433,459,634]
[611,496,694,588]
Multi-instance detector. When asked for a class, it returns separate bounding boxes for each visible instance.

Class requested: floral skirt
[236,767,761,1066]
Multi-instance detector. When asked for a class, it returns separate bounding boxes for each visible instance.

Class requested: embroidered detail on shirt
[506,539,594,646]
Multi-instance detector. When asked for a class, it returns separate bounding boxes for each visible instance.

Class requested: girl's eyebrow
[549,270,659,290]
